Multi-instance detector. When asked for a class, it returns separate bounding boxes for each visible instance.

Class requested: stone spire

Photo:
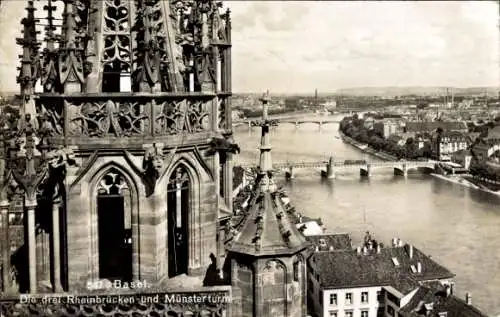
[58,0,84,92]
[258,90,272,173]
[16,1,40,124]
[41,0,59,92]
[228,90,309,256]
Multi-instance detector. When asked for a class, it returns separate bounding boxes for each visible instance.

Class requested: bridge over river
[233,116,342,130]
[238,157,437,179]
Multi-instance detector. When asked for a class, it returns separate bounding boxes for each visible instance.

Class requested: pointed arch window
[167,165,190,277]
[96,168,132,282]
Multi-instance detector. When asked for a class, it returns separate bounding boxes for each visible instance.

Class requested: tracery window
[101,0,132,92]
[167,165,190,277]
[96,168,132,281]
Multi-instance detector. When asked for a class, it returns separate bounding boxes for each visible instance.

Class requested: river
[233,114,500,316]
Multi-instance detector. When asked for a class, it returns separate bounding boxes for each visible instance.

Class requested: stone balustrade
[34,92,232,143]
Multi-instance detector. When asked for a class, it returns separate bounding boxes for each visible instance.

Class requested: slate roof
[311,243,454,292]
[306,234,352,252]
[400,283,488,317]
[228,174,310,257]
[486,125,500,140]
[406,122,468,133]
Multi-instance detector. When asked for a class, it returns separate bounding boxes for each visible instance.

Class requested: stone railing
[0,286,232,316]
[35,92,232,140]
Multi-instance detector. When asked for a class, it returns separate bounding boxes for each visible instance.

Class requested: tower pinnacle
[258,90,272,173]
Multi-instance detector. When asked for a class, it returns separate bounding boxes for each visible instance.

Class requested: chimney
[450,283,454,295]
[376,244,381,254]
[445,285,451,297]
[408,244,413,259]
[465,292,472,305]
[417,262,422,273]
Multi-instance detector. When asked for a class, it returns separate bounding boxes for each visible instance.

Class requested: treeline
[469,161,500,182]
[339,116,431,160]
[240,108,293,118]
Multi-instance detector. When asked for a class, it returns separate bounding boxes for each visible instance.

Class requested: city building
[432,131,469,161]
[451,149,473,169]
[308,237,455,317]
[398,282,487,317]
[405,122,468,134]
[373,120,399,138]
[306,234,352,252]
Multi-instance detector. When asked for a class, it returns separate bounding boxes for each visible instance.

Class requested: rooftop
[406,121,468,132]
[228,178,310,257]
[400,283,488,317]
[485,125,500,140]
[311,242,454,292]
[306,233,352,252]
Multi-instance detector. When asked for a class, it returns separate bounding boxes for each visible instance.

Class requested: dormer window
[319,238,327,247]
[391,257,400,267]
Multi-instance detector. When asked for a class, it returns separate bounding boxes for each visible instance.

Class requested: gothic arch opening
[95,168,133,282]
[167,164,191,278]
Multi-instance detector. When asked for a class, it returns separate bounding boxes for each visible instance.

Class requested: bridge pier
[285,166,295,179]
[322,156,335,179]
[247,121,252,131]
[360,164,371,177]
[295,122,299,130]
[394,163,408,177]
[318,122,322,132]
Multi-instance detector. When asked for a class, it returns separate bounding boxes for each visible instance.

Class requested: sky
[0,1,499,94]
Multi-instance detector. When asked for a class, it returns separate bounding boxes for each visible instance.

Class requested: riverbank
[338,130,500,197]
[338,130,397,161]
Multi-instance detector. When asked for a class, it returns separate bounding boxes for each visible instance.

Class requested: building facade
[0,0,246,316]
[308,237,455,317]
[432,132,469,161]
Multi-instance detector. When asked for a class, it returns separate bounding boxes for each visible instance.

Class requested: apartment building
[308,238,455,317]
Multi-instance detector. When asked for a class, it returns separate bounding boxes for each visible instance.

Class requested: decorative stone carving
[124,145,176,197]
[102,0,132,74]
[37,101,64,136]
[155,99,210,134]
[218,98,227,130]
[205,137,240,159]
[97,170,129,196]
[142,144,170,196]
[68,100,150,137]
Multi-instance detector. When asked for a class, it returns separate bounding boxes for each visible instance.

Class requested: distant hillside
[336,86,500,97]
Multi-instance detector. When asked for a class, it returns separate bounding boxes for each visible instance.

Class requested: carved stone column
[52,198,63,292]
[1,200,10,292]
[26,199,37,293]
[223,153,233,212]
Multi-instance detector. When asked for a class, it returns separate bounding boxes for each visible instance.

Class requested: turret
[228,91,310,317]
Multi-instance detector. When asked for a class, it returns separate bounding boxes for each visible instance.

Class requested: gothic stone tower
[228,92,310,317]
[0,0,237,294]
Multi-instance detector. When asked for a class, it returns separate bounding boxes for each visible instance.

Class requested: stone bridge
[240,157,436,179]
[233,117,341,130]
